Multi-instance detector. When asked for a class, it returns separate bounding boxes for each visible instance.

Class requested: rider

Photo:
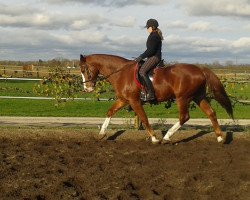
[135,18,164,101]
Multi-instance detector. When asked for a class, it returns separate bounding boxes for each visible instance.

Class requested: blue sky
[0,0,250,64]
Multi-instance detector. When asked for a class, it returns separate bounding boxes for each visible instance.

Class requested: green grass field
[0,64,250,119]
[0,79,249,119]
[0,95,249,119]
[0,80,112,99]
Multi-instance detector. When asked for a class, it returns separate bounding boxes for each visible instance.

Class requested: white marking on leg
[81,73,87,90]
[217,136,223,143]
[151,136,160,144]
[99,117,111,135]
[163,121,181,141]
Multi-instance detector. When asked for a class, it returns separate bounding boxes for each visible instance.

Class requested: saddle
[134,60,165,101]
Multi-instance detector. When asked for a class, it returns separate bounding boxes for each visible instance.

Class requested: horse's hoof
[217,136,224,143]
[97,134,107,140]
[151,136,161,144]
[152,140,161,144]
[161,139,172,145]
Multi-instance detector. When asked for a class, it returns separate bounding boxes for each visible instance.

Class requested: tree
[34,61,82,106]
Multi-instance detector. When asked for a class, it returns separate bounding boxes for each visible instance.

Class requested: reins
[81,61,134,84]
[98,68,125,81]
[81,68,124,84]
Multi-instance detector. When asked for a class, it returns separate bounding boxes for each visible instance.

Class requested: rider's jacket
[140,31,162,60]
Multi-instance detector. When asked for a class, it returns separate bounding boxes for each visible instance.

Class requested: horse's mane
[86,54,135,76]
[90,54,130,62]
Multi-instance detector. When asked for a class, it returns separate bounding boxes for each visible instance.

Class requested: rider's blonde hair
[156,28,164,40]
[152,26,164,40]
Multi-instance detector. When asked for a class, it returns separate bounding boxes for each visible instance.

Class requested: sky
[0,0,250,64]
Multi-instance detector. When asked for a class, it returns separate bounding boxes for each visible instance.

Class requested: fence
[1,66,250,104]
[0,66,80,78]
[0,77,43,81]
[0,77,114,101]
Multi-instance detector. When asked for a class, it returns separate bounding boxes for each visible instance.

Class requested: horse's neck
[99,61,134,86]
[98,61,131,76]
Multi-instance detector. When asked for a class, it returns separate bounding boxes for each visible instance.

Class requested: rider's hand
[135,56,142,62]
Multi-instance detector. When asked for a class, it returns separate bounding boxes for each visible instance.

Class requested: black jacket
[140,31,162,60]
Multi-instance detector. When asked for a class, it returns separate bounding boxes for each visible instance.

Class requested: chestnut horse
[80,54,233,144]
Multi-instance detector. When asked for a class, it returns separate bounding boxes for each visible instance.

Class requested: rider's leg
[141,74,155,100]
[139,56,159,101]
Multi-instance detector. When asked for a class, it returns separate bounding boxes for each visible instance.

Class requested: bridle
[81,62,97,84]
[81,61,126,84]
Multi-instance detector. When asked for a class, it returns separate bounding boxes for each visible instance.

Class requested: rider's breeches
[139,56,159,76]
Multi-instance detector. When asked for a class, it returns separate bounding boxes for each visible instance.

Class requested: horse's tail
[202,67,234,119]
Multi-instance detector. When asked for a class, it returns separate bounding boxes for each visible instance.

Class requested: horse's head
[79,54,99,92]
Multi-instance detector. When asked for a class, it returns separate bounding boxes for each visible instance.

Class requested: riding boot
[141,75,155,101]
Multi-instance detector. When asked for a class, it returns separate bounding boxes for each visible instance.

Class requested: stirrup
[140,91,147,101]
[146,94,155,101]
[140,92,155,102]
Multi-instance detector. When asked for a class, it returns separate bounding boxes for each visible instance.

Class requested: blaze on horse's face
[79,54,95,92]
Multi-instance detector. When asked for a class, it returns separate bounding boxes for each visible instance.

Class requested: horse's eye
[81,67,85,73]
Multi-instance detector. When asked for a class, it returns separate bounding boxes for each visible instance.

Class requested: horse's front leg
[129,100,160,144]
[99,99,127,139]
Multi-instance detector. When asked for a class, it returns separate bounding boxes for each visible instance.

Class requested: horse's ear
[80,54,86,62]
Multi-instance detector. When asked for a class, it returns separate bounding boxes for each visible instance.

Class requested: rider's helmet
[145,19,159,29]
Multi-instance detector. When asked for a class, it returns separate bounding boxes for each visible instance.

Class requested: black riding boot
[141,75,155,101]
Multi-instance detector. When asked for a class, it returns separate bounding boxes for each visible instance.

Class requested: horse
[79,54,233,144]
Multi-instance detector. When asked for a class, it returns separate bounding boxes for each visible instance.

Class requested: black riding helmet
[145,19,159,29]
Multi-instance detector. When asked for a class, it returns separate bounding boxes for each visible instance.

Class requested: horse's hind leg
[129,100,160,144]
[195,99,223,143]
[99,99,127,138]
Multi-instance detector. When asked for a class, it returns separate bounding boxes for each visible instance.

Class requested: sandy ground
[0,125,249,200]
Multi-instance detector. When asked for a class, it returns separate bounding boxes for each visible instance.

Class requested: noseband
[81,62,96,84]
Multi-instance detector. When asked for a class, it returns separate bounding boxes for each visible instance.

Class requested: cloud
[243,24,250,32]
[0,3,39,16]
[0,28,53,46]
[166,34,234,53]
[109,35,143,48]
[231,37,250,49]
[167,20,216,32]
[165,34,250,63]
[69,15,107,30]
[0,3,137,30]
[72,31,108,45]
[184,0,250,18]
[45,0,169,7]
[0,14,51,28]
[110,16,136,27]
[1,0,250,63]
[1,25,249,63]
[165,35,229,60]
[167,20,188,29]
[189,21,213,32]
[0,3,107,30]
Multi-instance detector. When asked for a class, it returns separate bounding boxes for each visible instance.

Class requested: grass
[1,79,249,98]
[0,98,249,119]
[0,80,37,97]
[0,80,113,99]
[0,79,250,119]
[0,80,81,97]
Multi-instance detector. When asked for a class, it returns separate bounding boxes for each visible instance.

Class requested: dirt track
[0,127,249,200]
